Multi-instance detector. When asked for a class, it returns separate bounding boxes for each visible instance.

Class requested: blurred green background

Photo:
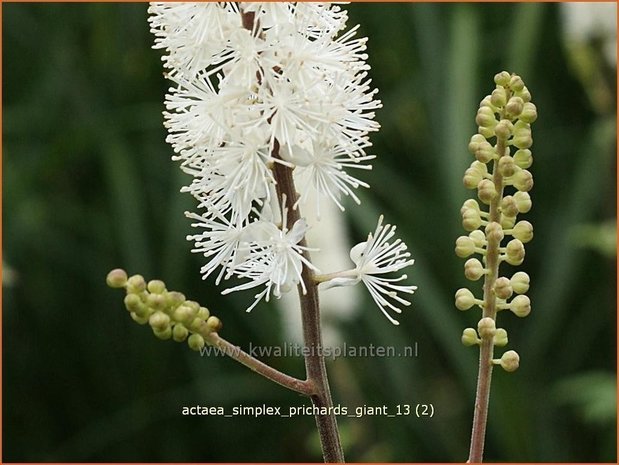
[3,3,616,462]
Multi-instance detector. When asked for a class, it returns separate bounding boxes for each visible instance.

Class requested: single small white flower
[223,215,319,312]
[319,215,417,325]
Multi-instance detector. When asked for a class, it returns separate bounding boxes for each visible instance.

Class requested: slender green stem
[468,134,507,463]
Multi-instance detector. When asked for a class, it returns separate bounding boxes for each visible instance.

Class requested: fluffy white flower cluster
[149,2,416,322]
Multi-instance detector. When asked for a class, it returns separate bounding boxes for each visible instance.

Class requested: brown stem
[271,142,345,463]
[206,332,315,397]
[468,135,507,463]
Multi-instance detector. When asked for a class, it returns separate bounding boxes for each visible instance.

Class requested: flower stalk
[455,71,537,462]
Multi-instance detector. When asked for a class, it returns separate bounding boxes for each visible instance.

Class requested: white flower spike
[150,3,416,318]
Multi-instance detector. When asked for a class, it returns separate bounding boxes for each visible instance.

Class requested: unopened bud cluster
[106,268,222,351]
[456,72,537,372]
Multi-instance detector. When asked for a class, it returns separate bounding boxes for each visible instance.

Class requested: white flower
[149,3,403,314]
[320,216,417,325]
[222,216,318,312]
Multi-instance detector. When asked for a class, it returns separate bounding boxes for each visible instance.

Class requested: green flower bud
[510,294,531,317]
[512,220,533,243]
[512,121,533,149]
[477,179,497,204]
[149,311,171,331]
[462,328,481,346]
[501,196,519,218]
[207,316,223,332]
[477,317,496,338]
[475,107,497,129]
[197,306,211,320]
[505,96,524,118]
[494,119,514,139]
[127,274,146,294]
[189,317,205,332]
[469,230,487,247]
[468,133,487,155]
[509,75,525,92]
[147,279,166,294]
[500,214,516,230]
[130,312,149,325]
[494,71,511,87]
[124,293,142,313]
[475,141,496,163]
[498,155,517,177]
[485,222,504,243]
[461,198,481,214]
[173,304,196,324]
[188,333,206,351]
[185,300,201,312]
[463,162,487,189]
[490,87,507,108]
[166,291,186,310]
[510,271,530,294]
[464,258,486,281]
[517,87,532,103]
[146,293,167,311]
[513,191,532,213]
[513,169,534,192]
[153,326,172,340]
[462,209,483,232]
[498,350,520,372]
[478,125,495,139]
[493,328,508,347]
[519,102,537,123]
[172,323,189,342]
[505,239,525,265]
[455,236,476,258]
[455,288,477,311]
[494,277,513,300]
[106,268,128,288]
[513,149,533,169]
